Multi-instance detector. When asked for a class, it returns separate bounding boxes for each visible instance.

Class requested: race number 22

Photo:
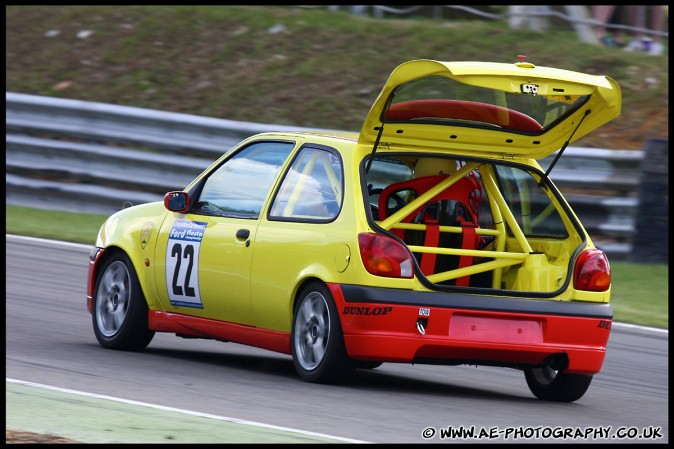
[166,220,207,308]
[171,243,195,297]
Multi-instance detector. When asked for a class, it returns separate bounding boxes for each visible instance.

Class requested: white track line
[6,378,368,444]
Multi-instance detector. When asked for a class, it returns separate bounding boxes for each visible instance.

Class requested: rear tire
[291,281,354,384]
[92,252,154,351]
[524,366,592,402]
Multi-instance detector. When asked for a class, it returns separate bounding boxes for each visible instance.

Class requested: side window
[269,146,343,221]
[495,165,568,238]
[194,141,294,218]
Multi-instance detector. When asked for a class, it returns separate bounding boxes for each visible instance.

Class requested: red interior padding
[378,175,482,284]
[385,99,543,133]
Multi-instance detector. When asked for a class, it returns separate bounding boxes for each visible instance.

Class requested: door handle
[236,229,250,240]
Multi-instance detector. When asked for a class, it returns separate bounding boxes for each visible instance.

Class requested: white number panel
[165,220,207,308]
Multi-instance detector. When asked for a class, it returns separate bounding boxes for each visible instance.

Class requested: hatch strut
[365,94,396,174]
[539,109,591,187]
[364,123,385,174]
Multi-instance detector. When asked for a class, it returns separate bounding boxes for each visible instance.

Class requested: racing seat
[378,174,483,286]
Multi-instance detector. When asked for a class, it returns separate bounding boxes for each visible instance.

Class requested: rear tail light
[574,248,611,292]
[358,233,414,278]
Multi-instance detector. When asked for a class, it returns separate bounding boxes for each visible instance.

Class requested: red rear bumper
[329,284,612,376]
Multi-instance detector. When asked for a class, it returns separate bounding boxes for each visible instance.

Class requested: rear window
[383,75,588,133]
[493,165,568,238]
[366,155,568,239]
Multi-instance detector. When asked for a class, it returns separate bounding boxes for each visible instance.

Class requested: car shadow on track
[347,367,532,402]
[143,345,300,379]
[137,344,533,403]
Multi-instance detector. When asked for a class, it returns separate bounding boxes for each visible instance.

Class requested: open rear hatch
[359,58,621,159]
[362,59,619,298]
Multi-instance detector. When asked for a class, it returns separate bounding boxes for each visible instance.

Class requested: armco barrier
[5,92,654,260]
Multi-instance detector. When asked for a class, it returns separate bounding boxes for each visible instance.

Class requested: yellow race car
[87,58,620,402]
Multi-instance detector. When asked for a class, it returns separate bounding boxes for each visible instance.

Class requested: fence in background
[5,92,662,260]
[301,5,668,45]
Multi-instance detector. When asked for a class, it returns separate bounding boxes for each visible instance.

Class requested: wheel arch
[90,245,156,351]
[93,202,169,312]
[289,277,355,383]
[94,244,160,312]
[291,276,330,316]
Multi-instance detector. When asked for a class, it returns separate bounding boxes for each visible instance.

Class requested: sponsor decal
[343,306,392,316]
[140,222,153,249]
[419,307,431,317]
[166,220,207,308]
[597,320,611,330]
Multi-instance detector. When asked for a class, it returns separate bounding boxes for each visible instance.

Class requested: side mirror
[164,191,190,213]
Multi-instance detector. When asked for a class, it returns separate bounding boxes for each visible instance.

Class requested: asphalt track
[5,235,669,444]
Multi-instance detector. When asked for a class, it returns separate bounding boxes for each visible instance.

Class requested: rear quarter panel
[249,140,420,332]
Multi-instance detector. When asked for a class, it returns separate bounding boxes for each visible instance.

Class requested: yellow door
[154,213,256,325]
[153,139,298,325]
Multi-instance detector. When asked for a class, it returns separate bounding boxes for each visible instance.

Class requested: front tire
[524,366,593,402]
[92,251,154,351]
[291,281,354,384]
